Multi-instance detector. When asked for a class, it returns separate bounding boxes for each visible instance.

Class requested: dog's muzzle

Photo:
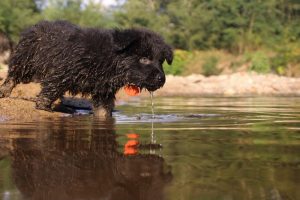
[144,72,166,92]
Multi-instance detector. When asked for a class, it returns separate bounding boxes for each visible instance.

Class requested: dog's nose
[155,73,165,84]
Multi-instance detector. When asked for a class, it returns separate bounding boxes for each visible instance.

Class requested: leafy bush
[271,53,290,75]
[0,0,41,42]
[271,46,300,75]
[163,50,193,75]
[202,56,220,76]
[249,51,271,73]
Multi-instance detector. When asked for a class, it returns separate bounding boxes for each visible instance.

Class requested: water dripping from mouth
[150,91,156,154]
[150,91,155,119]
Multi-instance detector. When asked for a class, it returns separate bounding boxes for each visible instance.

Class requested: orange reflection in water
[124,133,140,155]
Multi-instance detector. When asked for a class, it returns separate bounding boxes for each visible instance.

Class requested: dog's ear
[113,29,139,52]
[164,45,173,65]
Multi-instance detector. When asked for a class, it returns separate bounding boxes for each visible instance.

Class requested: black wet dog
[0,20,173,117]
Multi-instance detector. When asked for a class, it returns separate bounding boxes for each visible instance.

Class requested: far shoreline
[153,72,300,97]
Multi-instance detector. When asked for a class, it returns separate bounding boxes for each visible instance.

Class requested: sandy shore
[155,72,300,96]
[1,70,300,121]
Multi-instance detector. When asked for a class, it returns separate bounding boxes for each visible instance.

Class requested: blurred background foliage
[0,0,300,76]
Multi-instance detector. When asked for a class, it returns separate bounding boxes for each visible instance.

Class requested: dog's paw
[36,98,53,112]
[0,80,15,98]
[0,88,8,98]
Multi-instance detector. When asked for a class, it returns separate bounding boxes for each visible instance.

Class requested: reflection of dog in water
[10,119,172,200]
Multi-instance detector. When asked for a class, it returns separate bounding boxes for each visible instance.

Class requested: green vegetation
[248,51,271,74]
[0,0,41,42]
[0,0,300,76]
[163,50,193,75]
[202,56,220,76]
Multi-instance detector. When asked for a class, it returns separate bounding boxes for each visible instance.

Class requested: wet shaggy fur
[0,20,173,117]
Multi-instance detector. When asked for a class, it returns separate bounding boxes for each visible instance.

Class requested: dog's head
[113,28,173,92]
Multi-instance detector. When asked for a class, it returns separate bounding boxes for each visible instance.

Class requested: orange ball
[124,85,140,96]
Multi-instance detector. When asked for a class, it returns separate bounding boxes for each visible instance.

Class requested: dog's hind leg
[0,78,16,98]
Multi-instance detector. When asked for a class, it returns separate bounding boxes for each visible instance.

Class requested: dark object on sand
[0,20,173,117]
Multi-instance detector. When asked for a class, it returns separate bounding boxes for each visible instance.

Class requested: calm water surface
[0,97,299,200]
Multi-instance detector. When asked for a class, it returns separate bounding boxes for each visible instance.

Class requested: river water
[0,97,299,200]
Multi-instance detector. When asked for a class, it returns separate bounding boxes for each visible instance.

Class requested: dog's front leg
[92,94,115,118]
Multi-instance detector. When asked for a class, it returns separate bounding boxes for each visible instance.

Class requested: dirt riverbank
[155,72,300,96]
[1,70,300,121]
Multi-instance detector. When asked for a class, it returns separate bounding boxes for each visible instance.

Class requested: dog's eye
[139,57,151,65]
